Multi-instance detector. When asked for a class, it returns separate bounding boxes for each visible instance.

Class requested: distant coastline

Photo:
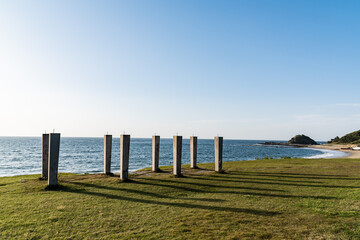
[309,144,360,159]
[260,142,350,159]
[261,142,309,148]
[0,137,335,177]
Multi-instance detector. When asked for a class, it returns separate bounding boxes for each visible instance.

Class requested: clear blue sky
[0,0,359,140]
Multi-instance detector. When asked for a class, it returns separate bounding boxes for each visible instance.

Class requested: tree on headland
[328,130,360,144]
[328,136,340,144]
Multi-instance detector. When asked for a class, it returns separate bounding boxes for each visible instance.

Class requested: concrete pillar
[104,135,112,175]
[48,133,61,186]
[173,136,182,176]
[190,136,198,169]
[41,133,49,179]
[152,135,160,172]
[214,136,223,172]
[120,134,130,180]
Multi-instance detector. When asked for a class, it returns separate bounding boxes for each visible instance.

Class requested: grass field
[1,157,360,239]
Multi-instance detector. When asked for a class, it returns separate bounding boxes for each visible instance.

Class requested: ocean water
[0,137,348,177]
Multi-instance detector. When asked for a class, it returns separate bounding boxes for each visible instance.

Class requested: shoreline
[1,143,358,178]
[308,144,360,159]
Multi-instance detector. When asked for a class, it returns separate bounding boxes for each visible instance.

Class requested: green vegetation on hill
[328,130,360,144]
[1,159,360,239]
[288,134,317,145]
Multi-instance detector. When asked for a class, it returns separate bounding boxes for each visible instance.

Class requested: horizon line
[0,135,328,142]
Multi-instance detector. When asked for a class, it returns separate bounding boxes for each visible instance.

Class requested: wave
[305,148,349,159]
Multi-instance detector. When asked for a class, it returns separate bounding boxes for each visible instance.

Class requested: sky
[0,0,359,141]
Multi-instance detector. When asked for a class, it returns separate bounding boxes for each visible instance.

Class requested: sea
[0,137,348,177]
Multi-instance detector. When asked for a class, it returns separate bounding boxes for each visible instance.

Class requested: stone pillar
[152,135,160,172]
[120,134,130,180]
[42,133,49,179]
[48,133,61,186]
[190,136,198,169]
[173,136,182,176]
[214,136,223,172]
[104,135,112,175]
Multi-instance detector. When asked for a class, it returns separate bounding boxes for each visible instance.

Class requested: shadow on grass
[63,177,337,200]
[137,178,337,200]
[62,180,224,203]
[137,178,285,192]
[45,184,74,191]
[191,175,324,184]
[227,191,336,199]
[232,172,360,180]
[240,172,349,177]
[56,184,280,216]
[173,175,360,189]
[190,167,214,172]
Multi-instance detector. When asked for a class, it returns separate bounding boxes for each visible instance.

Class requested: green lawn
[1,158,360,239]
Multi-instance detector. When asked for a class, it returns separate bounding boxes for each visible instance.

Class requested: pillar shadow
[138,178,341,197]
[61,179,336,202]
[62,180,224,202]
[138,177,286,192]
[149,176,359,189]
[191,175,324,184]
[230,172,360,180]
[240,172,349,177]
[55,184,280,216]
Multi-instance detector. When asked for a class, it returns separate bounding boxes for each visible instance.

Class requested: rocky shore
[261,134,318,148]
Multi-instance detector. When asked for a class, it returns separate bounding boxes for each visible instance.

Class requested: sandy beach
[309,144,360,159]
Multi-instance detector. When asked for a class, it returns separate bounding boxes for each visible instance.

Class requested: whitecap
[305,148,349,159]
